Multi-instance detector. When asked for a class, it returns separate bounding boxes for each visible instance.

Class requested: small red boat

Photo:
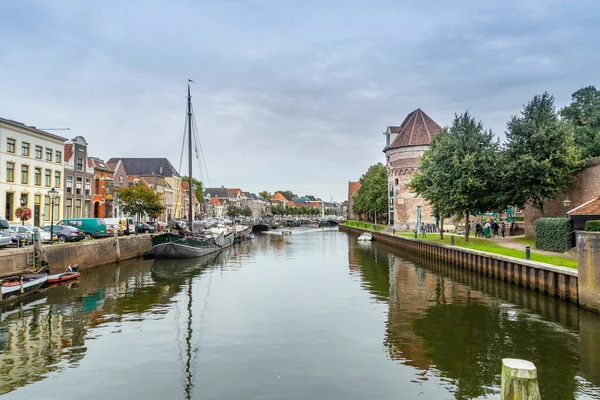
[47,272,80,284]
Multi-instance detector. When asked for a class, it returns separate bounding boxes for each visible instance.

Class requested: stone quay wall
[0,235,152,277]
[340,224,579,303]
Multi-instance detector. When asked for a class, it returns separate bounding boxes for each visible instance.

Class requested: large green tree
[410,112,501,241]
[258,191,272,200]
[353,163,387,222]
[181,176,203,202]
[276,190,297,201]
[117,184,164,219]
[560,86,600,159]
[504,92,582,213]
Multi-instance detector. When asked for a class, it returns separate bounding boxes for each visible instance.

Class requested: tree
[353,163,387,222]
[181,176,203,202]
[410,112,501,241]
[116,184,164,220]
[277,190,297,201]
[560,86,600,159]
[259,191,272,201]
[242,205,252,217]
[504,93,582,213]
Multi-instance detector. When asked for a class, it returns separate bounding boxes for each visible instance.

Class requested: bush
[585,220,600,232]
[535,218,571,252]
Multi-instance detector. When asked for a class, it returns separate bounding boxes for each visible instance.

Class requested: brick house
[64,136,95,219]
[347,181,361,220]
[88,157,114,218]
[383,109,442,230]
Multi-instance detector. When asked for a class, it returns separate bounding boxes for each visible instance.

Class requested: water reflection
[348,233,600,400]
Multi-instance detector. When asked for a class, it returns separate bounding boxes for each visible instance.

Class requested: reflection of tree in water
[349,234,583,400]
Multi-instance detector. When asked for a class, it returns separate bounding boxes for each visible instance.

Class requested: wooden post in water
[501,358,541,400]
[114,228,121,262]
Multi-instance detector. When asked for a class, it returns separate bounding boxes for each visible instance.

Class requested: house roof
[287,201,295,207]
[244,192,260,200]
[210,197,222,206]
[64,143,73,163]
[348,181,361,198]
[386,108,442,150]
[293,197,310,204]
[88,157,113,173]
[227,188,244,197]
[127,175,149,186]
[106,158,179,177]
[205,187,232,198]
[568,196,600,215]
[270,192,288,202]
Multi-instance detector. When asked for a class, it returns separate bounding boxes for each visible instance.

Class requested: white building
[0,118,67,225]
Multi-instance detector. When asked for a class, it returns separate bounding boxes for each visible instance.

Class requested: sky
[1,0,599,201]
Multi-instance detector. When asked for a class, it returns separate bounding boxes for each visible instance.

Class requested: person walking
[501,222,506,238]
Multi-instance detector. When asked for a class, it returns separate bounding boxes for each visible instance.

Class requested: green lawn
[342,221,385,231]
[398,233,577,269]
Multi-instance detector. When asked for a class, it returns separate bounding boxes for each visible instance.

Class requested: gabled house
[64,136,95,219]
[88,157,114,218]
[270,192,288,208]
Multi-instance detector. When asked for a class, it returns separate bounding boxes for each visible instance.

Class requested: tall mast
[187,81,194,229]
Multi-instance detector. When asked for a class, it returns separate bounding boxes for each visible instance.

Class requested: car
[57,218,108,239]
[42,225,86,242]
[108,223,124,236]
[9,225,52,243]
[134,222,155,234]
[145,221,166,232]
[8,227,28,246]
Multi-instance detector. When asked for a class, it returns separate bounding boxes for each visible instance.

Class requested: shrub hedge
[584,220,600,232]
[535,218,571,252]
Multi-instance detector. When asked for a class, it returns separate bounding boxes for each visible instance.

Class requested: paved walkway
[488,235,563,257]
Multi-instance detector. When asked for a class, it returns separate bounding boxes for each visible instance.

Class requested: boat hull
[1,274,48,302]
[47,272,80,284]
[151,233,234,259]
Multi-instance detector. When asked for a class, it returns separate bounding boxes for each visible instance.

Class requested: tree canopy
[117,184,164,219]
[353,163,387,219]
[258,191,272,200]
[277,190,297,201]
[504,92,582,212]
[181,176,203,202]
[560,86,600,159]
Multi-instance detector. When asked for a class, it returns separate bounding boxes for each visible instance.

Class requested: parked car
[145,221,166,232]
[135,222,155,234]
[108,223,124,236]
[9,227,28,246]
[9,225,52,243]
[0,218,12,247]
[104,218,132,235]
[42,225,86,242]
[57,218,108,239]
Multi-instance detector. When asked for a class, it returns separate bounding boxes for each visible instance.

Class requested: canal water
[1,228,600,399]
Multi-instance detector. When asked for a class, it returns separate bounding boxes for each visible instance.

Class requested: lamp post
[48,187,58,243]
[19,197,26,225]
[135,198,142,234]
[562,196,572,216]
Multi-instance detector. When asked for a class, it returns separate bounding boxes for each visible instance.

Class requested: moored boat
[234,225,253,242]
[1,274,48,302]
[357,232,373,241]
[47,272,80,284]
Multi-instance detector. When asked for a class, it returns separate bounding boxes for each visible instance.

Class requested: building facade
[0,118,67,226]
[63,136,95,219]
[347,181,362,220]
[383,109,442,230]
[88,157,114,219]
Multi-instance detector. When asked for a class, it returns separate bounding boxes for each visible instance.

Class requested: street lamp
[48,187,58,243]
[19,197,26,225]
[563,196,572,217]
[135,198,142,233]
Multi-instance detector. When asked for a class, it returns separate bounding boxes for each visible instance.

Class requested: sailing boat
[151,82,234,259]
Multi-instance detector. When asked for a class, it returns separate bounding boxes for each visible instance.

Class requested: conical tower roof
[387,108,442,149]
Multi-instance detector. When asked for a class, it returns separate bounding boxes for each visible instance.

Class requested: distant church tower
[383,108,442,230]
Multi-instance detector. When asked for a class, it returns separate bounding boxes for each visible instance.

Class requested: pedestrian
[421,224,426,238]
[501,222,506,238]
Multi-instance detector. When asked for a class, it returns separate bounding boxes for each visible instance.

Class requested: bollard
[114,228,121,262]
[525,245,531,260]
[451,235,455,246]
[414,231,417,239]
[392,227,395,235]
[501,358,541,400]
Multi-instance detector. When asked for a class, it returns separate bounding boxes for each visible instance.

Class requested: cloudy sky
[1,0,598,201]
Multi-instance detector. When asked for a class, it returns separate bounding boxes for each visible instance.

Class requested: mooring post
[525,245,531,260]
[451,235,455,246]
[501,358,541,400]
[114,228,121,262]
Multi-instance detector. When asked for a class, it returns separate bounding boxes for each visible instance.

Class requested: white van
[103,217,132,235]
[0,218,12,247]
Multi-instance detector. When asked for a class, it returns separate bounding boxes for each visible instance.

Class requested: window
[55,171,61,188]
[85,179,91,195]
[76,158,83,171]
[44,197,50,221]
[95,178,100,194]
[76,199,82,218]
[66,176,73,193]
[76,177,82,195]
[45,148,52,161]
[5,193,13,221]
[395,178,399,185]
[6,138,15,153]
[21,165,28,184]
[53,197,60,221]
[22,142,29,156]
[45,170,51,187]
[119,175,123,185]
[386,134,390,147]
[6,162,14,182]
[35,146,42,159]
[55,151,62,163]
[66,198,72,219]
[34,168,41,186]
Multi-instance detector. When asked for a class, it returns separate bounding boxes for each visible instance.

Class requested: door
[34,205,40,227]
